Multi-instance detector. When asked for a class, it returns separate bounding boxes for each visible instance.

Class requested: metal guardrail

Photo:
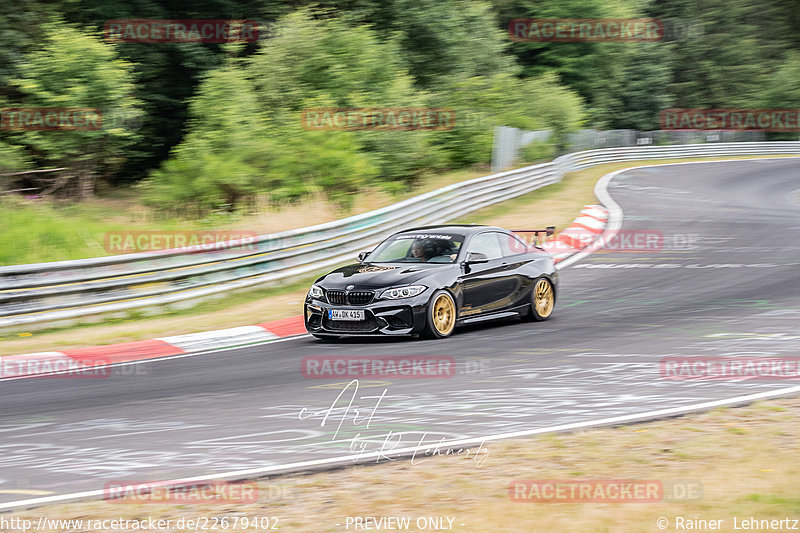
[2,142,799,330]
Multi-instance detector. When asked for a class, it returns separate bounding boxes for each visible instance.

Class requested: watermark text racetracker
[546,231,702,253]
[301,108,456,131]
[103,19,263,43]
[660,108,800,131]
[509,479,703,503]
[103,230,259,254]
[0,108,102,131]
[0,357,148,379]
[103,480,260,503]
[661,356,800,380]
[0,357,110,379]
[545,229,665,253]
[302,356,456,379]
[509,18,663,42]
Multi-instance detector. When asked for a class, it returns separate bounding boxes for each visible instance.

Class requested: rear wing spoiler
[511,226,556,248]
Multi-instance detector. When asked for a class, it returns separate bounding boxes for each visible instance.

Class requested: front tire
[422,290,457,339]
[524,277,555,322]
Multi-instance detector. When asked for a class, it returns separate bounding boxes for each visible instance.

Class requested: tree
[762,52,800,108]
[371,0,516,90]
[490,0,633,126]
[53,0,294,185]
[9,20,142,199]
[0,1,49,102]
[141,62,379,214]
[430,73,584,166]
[140,64,270,214]
[604,42,674,130]
[0,140,31,193]
[287,0,515,90]
[647,0,767,108]
[760,52,800,140]
[247,9,441,188]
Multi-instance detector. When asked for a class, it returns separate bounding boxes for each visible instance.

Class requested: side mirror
[357,251,371,262]
[465,252,489,264]
[546,226,555,237]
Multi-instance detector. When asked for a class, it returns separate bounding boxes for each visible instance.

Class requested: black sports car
[304,225,558,339]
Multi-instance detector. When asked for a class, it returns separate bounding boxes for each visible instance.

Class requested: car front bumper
[304,295,429,336]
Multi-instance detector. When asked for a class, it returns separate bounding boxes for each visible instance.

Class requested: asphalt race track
[2,158,800,506]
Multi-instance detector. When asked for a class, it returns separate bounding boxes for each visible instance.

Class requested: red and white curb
[6,158,799,512]
[0,316,306,379]
[1,208,609,379]
[539,204,609,263]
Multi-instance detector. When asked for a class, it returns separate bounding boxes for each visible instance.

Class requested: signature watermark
[297,379,489,467]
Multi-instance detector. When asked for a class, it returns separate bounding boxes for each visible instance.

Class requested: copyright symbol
[657,517,669,529]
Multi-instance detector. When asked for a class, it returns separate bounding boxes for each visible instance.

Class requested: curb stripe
[539,204,609,263]
[3,207,606,376]
[569,223,604,234]
[577,212,608,223]
[159,326,277,352]
[257,315,306,337]
[4,157,798,509]
[572,216,606,229]
[62,340,185,365]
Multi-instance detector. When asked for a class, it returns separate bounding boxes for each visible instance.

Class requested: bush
[520,141,556,164]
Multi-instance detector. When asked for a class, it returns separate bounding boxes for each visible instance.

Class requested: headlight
[380,285,426,299]
[308,284,324,299]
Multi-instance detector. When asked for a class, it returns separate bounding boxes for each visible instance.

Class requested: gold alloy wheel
[533,278,554,318]
[432,293,456,335]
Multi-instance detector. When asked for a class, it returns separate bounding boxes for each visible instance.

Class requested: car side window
[500,233,529,257]
[378,239,413,262]
[467,232,503,260]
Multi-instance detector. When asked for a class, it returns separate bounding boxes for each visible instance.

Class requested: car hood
[317,262,448,290]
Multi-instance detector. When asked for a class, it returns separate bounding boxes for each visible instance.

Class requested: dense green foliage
[140,9,583,212]
[1,0,798,214]
[7,21,142,198]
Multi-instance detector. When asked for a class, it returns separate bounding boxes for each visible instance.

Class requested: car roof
[394,224,506,236]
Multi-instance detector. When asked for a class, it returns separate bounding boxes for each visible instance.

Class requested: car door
[459,231,520,314]
[497,231,533,308]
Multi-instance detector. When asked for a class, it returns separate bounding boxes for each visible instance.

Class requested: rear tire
[524,277,555,322]
[422,290,457,339]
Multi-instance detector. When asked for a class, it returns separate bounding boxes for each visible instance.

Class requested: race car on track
[304,224,557,339]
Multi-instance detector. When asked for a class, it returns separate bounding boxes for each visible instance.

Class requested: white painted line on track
[4,382,800,511]
[0,334,308,383]
[556,156,799,270]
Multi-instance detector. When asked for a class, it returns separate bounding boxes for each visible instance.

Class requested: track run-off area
[1,157,800,509]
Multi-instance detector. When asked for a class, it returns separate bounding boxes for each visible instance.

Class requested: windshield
[367,233,464,263]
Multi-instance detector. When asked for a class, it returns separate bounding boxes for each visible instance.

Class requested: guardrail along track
[2,142,799,329]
